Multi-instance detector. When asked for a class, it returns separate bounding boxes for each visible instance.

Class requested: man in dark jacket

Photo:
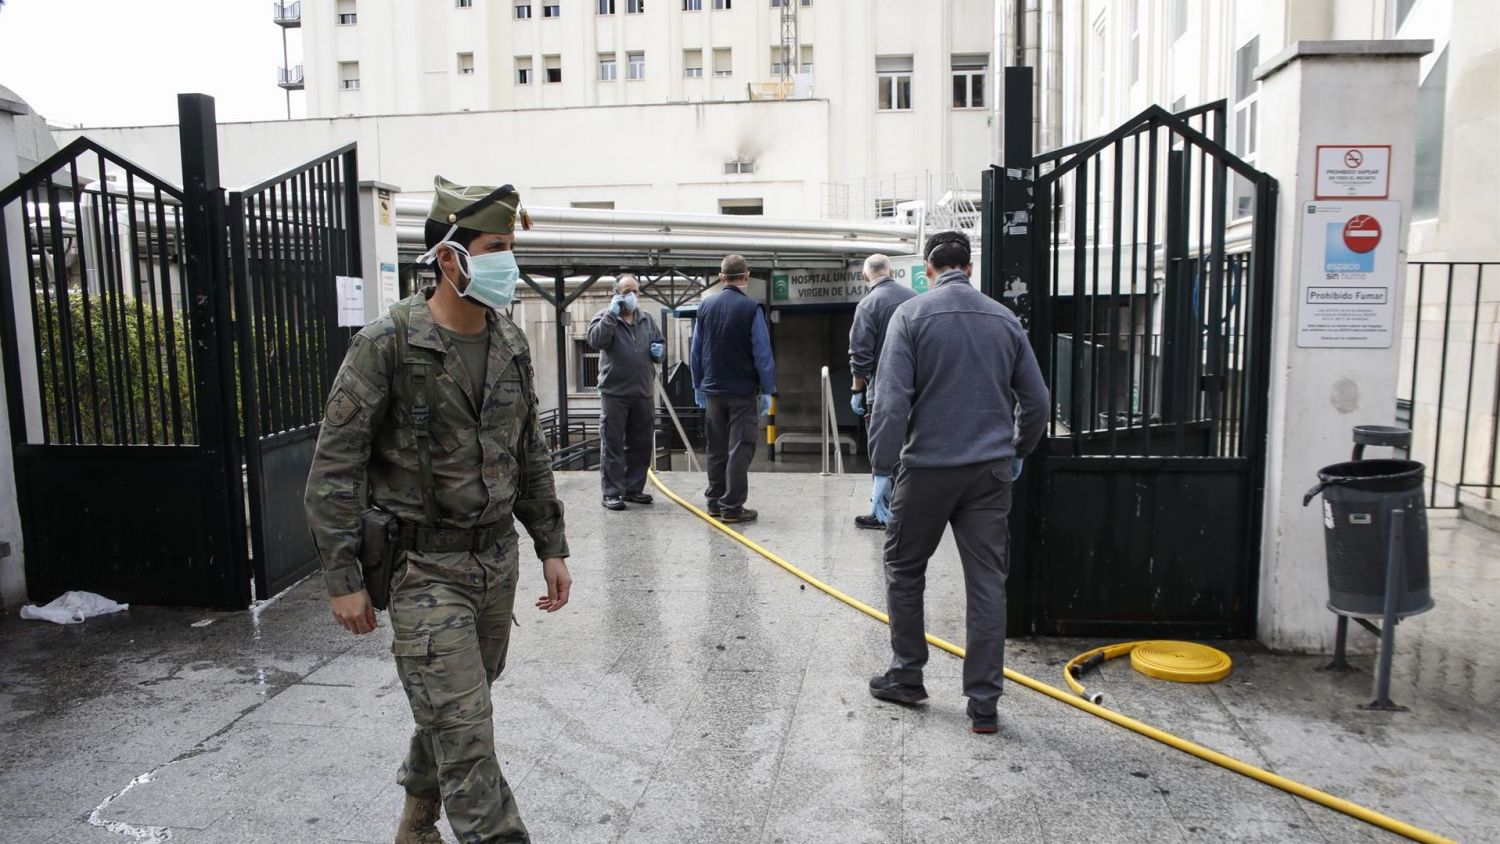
[866,230,1050,735]
[587,274,666,511]
[689,254,777,524]
[848,253,918,530]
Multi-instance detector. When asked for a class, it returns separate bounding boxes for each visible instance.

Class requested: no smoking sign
[1342,215,1381,253]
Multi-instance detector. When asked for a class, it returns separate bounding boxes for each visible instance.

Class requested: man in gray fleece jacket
[865,230,1050,734]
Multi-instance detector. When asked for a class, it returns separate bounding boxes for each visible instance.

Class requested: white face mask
[438,242,522,310]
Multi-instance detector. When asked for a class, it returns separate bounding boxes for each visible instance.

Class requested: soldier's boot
[394,793,444,844]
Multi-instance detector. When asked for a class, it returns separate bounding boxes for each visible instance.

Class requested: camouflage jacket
[305,292,569,597]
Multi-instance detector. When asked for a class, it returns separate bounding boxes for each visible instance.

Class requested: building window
[799,44,813,74]
[544,3,560,17]
[876,56,913,111]
[684,49,704,77]
[1231,37,1260,218]
[724,160,755,175]
[1413,48,1448,219]
[952,54,987,109]
[575,340,602,392]
[1394,0,1419,31]
[545,55,562,82]
[1173,0,1187,39]
[516,56,534,83]
[627,51,645,79]
[874,198,910,218]
[628,0,645,12]
[1130,0,1141,85]
[684,0,702,8]
[1092,18,1107,121]
[598,0,613,14]
[457,0,474,7]
[339,61,361,90]
[458,53,476,75]
[713,47,732,77]
[599,54,618,81]
[771,48,788,76]
[337,0,357,24]
[515,3,533,18]
[714,0,730,8]
[571,201,616,209]
[719,198,763,215]
[801,0,811,5]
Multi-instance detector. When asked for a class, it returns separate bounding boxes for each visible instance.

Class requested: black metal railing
[1400,261,1499,508]
[538,405,704,471]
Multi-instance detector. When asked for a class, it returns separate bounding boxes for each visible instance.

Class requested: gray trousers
[704,394,758,510]
[600,394,654,497]
[884,459,1013,714]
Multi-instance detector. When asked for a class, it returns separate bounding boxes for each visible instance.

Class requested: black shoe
[718,507,758,524]
[968,700,998,734]
[854,514,886,530]
[705,499,722,517]
[622,492,654,505]
[868,672,928,705]
[602,496,626,511]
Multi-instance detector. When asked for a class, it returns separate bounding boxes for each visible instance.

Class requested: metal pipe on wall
[393,199,919,240]
[394,225,914,257]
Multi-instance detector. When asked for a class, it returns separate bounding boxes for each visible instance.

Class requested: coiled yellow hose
[1064,641,1234,705]
[647,470,1456,844]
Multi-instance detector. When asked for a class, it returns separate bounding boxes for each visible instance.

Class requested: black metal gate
[229,146,359,600]
[985,70,1278,638]
[0,94,357,608]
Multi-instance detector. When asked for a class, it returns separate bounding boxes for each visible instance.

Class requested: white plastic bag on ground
[19,591,130,624]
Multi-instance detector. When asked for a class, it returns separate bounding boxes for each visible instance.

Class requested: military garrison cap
[428,176,532,234]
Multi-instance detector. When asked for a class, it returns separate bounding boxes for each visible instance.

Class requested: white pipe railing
[654,376,701,473]
[819,366,844,476]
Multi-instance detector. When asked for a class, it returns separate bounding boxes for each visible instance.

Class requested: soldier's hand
[331,590,378,634]
[537,558,572,612]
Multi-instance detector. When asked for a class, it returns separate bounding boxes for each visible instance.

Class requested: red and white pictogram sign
[1342,215,1382,253]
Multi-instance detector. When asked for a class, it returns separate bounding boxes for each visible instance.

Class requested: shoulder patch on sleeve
[325,387,361,427]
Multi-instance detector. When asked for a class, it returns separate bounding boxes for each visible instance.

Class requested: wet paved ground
[1,471,1497,843]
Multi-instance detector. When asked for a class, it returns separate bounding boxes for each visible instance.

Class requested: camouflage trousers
[389,544,527,844]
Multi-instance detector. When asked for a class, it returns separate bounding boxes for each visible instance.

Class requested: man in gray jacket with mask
[848,253,918,530]
[866,230,1050,734]
[588,274,666,511]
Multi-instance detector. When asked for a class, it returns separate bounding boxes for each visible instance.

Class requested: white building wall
[294,0,999,216]
[55,99,831,218]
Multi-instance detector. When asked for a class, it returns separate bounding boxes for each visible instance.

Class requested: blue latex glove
[694,389,707,409]
[650,341,664,361]
[850,391,867,417]
[1011,456,1024,481]
[610,295,626,316]
[871,475,894,523]
[758,394,774,417]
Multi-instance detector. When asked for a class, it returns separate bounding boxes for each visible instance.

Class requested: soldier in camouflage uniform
[305,177,573,844]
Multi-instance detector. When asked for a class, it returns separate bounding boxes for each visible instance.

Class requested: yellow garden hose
[646,469,1455,844]
[1064,641,1234,706]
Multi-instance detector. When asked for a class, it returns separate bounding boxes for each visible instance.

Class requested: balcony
[278,65,305,90]
[273,1,302,26]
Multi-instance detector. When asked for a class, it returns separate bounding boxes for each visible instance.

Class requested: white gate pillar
[1254,40,1432,652]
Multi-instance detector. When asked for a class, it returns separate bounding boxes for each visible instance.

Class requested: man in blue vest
[690,254,777,523]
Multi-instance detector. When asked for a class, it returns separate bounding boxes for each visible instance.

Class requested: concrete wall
[55,98,831,218]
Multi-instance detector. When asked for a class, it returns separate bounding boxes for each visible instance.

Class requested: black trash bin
[1304,459,1433,617]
